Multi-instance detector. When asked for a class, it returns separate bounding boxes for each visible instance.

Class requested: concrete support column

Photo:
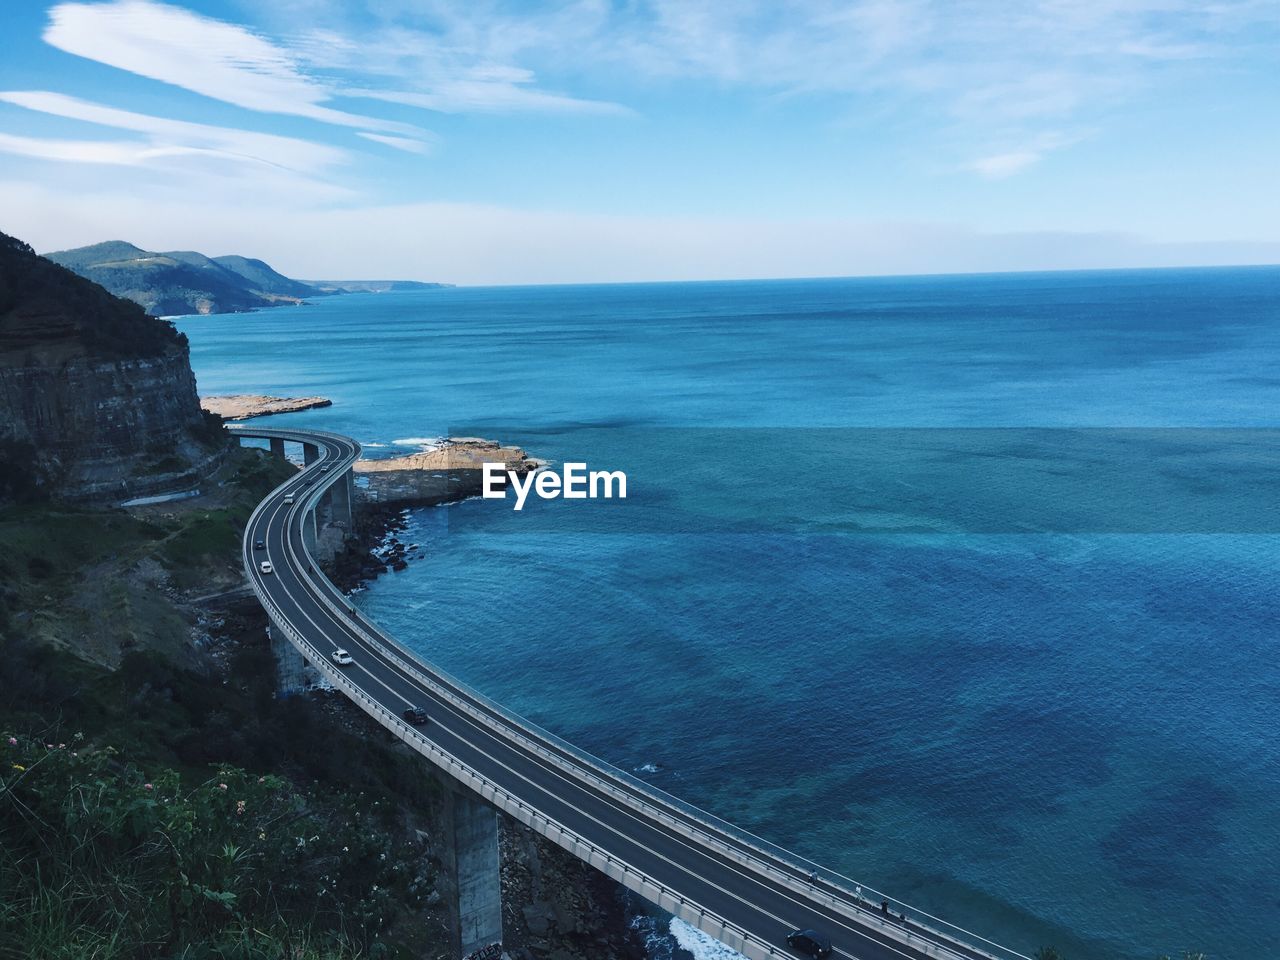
[329,469,353,529]
[269,437,286,459]
[303,442,319,466]
[453,792,503,958]
[268,625,314,695]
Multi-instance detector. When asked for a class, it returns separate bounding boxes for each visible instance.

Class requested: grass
[0,445,451,958]
[0,447,296,646]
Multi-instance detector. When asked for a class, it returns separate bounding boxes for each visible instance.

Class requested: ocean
[176,267,1280,960]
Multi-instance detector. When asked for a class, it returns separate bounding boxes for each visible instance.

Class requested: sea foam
[392,436,444,448]
[668,919,748,960]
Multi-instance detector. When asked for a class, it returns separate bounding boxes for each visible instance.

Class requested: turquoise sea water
[177,268,1280,960]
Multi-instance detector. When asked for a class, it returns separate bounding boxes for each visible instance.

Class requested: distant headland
[43,240,450,316]
[200,394,334,420]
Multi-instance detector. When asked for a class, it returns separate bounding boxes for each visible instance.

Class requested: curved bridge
[233,425,1028,960]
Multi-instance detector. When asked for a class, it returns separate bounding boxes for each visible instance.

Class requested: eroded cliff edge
[0,231,224,500]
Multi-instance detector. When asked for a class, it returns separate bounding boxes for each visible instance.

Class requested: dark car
[785,929,832,958]
[253,539,266,550]
[402,707,429,725]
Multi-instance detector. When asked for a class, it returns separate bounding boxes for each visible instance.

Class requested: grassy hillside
[45,241,320,316]
[0,449,452,959]
[214,255,319,299]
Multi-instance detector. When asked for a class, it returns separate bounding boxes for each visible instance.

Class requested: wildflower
[12,764,25,771]
[144,783,154,791]
[258,832,266,840]
[218,783,228,791]
[236,800,246,815]
[257,777,265,784]
[6,737,15,746]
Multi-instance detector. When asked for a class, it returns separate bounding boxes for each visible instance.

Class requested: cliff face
[0,230,224,501]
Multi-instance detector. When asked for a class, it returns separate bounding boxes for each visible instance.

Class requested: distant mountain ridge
[44,240,448,316]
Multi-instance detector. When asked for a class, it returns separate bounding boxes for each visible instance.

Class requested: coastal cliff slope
[46,240,452,314]
[45,240,316,315]
[0,230,224,500]
[212,254,321,299]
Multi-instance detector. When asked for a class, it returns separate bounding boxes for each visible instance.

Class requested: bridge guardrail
[236,426,1028,960]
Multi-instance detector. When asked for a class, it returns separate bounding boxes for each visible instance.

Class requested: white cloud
[0,91,348,174]
[318,0,1277,174]
[356,132,433,154]
[0,132,161,166]
[44,0,419,134]
[966,130,1086,180]
[351,82,628,116]
[970,151,1042,180]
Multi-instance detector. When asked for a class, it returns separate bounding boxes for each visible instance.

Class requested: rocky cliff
[0,230,224,501]
[354,438,540,506]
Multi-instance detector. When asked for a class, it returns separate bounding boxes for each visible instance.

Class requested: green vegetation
[0,449,294,643]
[0,232,184,359]
[0,441,451,958]
[0,492,450,957]
[43,240,322,317]
[0,676,439,959]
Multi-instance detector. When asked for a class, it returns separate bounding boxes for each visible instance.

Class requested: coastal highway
[235,425,1027,960]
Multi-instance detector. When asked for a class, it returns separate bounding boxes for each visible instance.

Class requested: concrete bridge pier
[328,468,354,528]
[269,437,286,459]
[268,625,316,695]
[444,790,503,958]
[303,442,320,466]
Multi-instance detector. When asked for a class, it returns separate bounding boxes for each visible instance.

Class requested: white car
[331,648,354,666]
[283,495,295,505]
[259,561,274,574]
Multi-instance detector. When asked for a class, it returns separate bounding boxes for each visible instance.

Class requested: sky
[1,0,1278,284]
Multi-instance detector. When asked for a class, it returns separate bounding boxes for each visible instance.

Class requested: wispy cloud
[0,91,348,174]
[967,131,1086,179]
[324,0,1273,176]
[351,82,629,117]
[43,0,421,136]
[356,132,433,154]
[970,150,1043,180]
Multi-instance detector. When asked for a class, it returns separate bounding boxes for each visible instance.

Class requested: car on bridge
[283,494,295,504]
[254,539,266,550]
[785,928,832,958]
[402,706,429,725]
[320,464,331,472]
[331,648,354,666]
[259,561,273,575]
